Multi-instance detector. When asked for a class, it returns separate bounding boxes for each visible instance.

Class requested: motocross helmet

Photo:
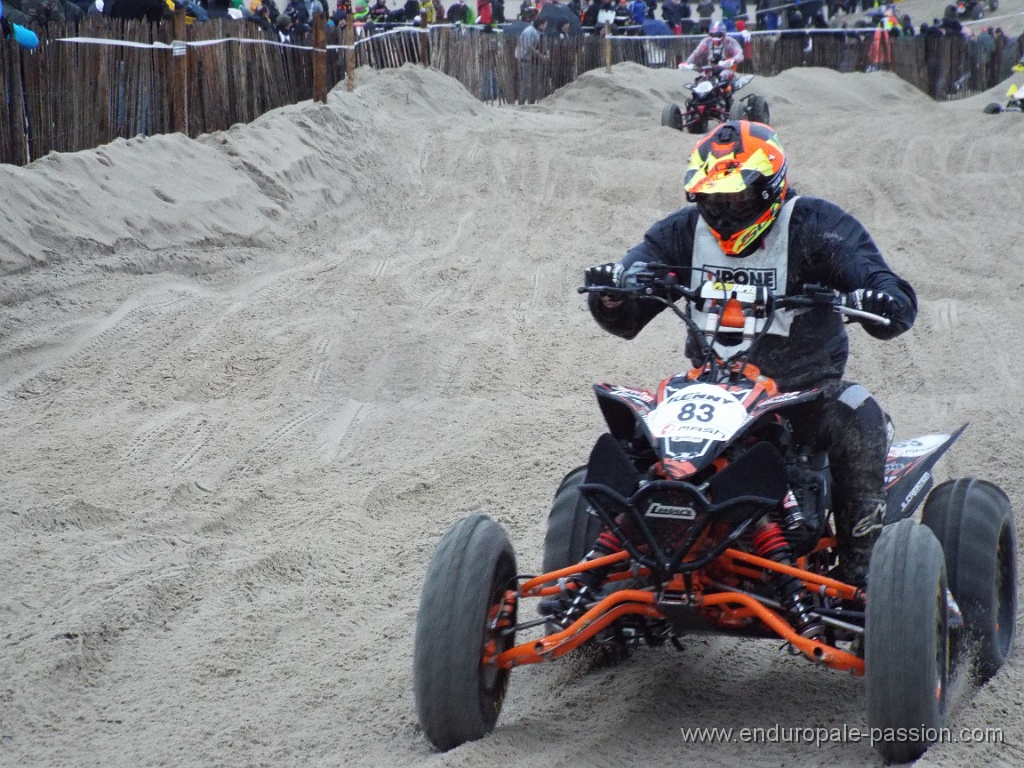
[683,121,788,257]
[709,20,726,37]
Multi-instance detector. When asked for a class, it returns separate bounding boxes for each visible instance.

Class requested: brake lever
[837,306,891,327]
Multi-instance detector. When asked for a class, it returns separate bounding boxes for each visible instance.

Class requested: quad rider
[680,21,744,110]
[544,121,917,625]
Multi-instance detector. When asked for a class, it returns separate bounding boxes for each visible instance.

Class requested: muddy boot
[832,494,886,587]
[818,383,889,588]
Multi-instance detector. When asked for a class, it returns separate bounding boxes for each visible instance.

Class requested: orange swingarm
[489,589,662,667]
[701,592,865,674]
[720,548,864,602]
[520,550,631,597]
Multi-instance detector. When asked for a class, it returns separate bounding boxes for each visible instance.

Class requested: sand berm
[2,55,1023,768]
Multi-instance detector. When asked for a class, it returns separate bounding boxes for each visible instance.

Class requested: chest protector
[709,39,725,63]
[689,196,802,358]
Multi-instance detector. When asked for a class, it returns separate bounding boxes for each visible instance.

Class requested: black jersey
[588,196,917,390]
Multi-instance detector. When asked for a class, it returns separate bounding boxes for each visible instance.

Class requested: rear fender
[883,424,968,524]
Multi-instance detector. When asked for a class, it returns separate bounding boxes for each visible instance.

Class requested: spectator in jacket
[661,0,686,30]
[0,3,37,46]
[661,0,688,33]
[447,0,469,20]
[695,0,713,31]
[516,14,548,102]
[103,0,168,19]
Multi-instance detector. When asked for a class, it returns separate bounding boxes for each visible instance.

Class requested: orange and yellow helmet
[683,120,788,257]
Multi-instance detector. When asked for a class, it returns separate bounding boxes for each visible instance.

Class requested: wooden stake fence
[1,21,1021,166]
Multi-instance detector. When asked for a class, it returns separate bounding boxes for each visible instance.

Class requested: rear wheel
[728,99,747,121]
[866,518,949,764]
[685,114,708,134]
[983,102,1004,114]
[542,466,603,573]
[661,102,682,130]
[921,478,1016,682]
[413,513,518,751]
[747,95,770,124]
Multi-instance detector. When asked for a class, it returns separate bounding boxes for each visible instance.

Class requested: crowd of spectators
[0,0,1016,40]
[0,0,497,32]
[2,0,1021,93]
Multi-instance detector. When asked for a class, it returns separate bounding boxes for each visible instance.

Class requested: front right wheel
[413,513,518,751]
[866,518,949,764]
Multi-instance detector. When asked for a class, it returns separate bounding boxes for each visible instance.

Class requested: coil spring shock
[751,521,825,639]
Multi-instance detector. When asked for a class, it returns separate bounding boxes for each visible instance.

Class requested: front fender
[594,384,656,442]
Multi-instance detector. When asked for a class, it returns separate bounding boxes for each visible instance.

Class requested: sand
[3,42,1024,768]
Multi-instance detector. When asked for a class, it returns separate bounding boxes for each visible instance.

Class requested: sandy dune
[2,57,1023,767]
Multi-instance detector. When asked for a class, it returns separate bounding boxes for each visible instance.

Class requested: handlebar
[680,62,733,72]
[577,266,891,327]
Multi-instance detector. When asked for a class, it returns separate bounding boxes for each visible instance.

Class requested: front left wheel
[413,513,518,751]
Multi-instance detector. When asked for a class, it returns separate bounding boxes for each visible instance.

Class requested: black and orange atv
[412,267,1017,763]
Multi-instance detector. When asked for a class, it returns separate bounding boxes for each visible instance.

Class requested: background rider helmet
[683,120,788,257]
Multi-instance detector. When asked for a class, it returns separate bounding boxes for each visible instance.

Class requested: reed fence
[1,16,1020,166]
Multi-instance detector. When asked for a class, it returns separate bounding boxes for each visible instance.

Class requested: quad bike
[984,82,1024,114]
[413,267,1017,762]
[956,0,997,21]
[662,64,770,134]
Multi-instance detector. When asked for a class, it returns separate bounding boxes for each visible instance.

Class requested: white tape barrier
[56,24,436,53]
[58,34,337,52]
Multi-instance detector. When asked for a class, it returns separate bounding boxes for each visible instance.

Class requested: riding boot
[818,382,889,589]
[831,492,885,587]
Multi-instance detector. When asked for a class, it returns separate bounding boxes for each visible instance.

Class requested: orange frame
[485,547,865,675]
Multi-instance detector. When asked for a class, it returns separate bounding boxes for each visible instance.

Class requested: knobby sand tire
[413,513,517,751]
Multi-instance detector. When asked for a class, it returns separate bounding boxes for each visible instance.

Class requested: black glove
[844,289,897,324]
[584,262,625,290]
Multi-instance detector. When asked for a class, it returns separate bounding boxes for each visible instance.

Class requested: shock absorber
[575,529,624,589]
[751,519,825,639]
[538,528,623,626]
[780,488,815,553]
